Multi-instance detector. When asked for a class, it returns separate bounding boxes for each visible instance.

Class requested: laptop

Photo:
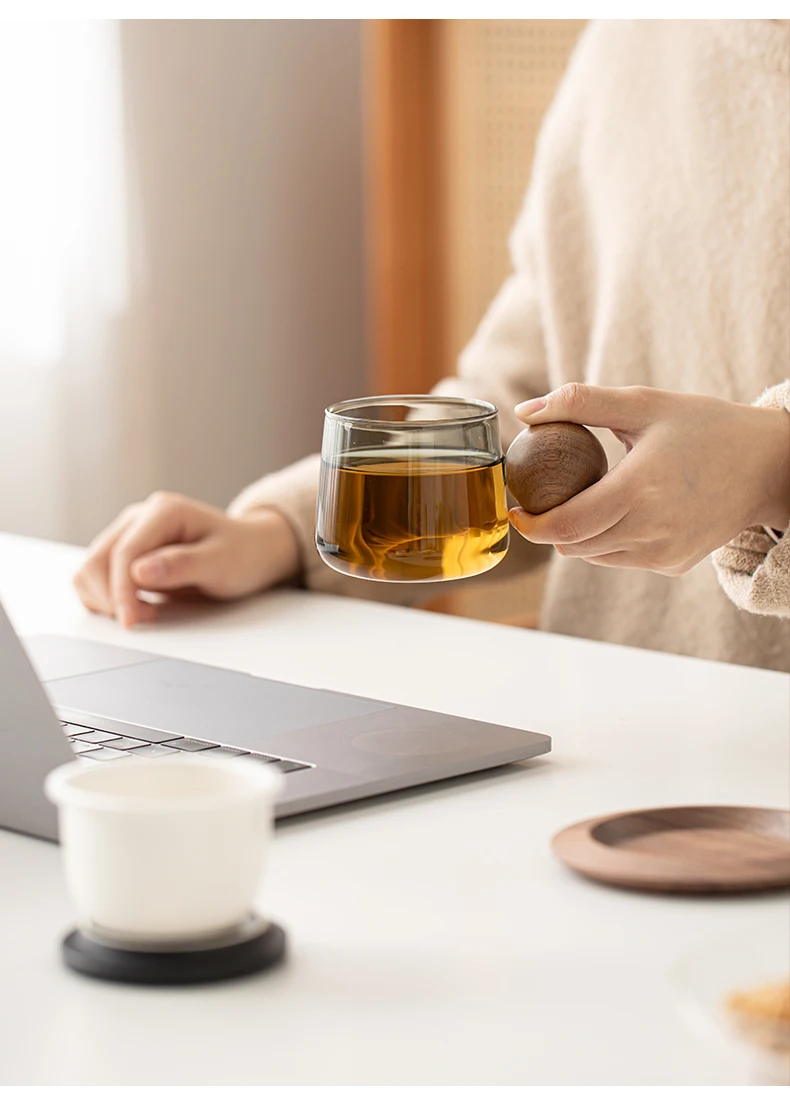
[0,600,551,841]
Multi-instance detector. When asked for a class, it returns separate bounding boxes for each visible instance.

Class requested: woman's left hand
[509,383,790,575]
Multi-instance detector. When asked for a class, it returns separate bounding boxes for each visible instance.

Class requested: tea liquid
[316,451,509,582]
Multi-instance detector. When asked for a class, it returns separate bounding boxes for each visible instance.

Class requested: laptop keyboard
[56,708,313,774]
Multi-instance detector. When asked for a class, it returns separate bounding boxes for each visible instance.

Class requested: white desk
[0,531,787,1085]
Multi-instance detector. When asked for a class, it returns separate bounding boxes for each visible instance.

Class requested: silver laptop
[0,600,551,840]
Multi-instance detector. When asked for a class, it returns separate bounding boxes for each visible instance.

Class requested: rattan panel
[440,20,586,364]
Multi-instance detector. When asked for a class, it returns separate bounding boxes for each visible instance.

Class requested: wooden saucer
[552,806,790,894]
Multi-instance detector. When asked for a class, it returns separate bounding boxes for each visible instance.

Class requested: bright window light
[0,19,128,368]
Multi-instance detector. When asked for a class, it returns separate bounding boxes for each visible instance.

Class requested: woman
[74,20,790,671]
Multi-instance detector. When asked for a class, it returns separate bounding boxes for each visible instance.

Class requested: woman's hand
[509,384,790,575]
[74,493,301,627]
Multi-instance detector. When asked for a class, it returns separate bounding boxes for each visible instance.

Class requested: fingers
[73,504,141,618]
[514,382,662,435]
[512,533,701,577]
[509,466,631,546]
[131,542,214,593]
[580,551,698,576]
[551,518,632,558]
[74,493,218,627]
[76,560,158,622]
[107,494,208,626]
[575,551,631,567]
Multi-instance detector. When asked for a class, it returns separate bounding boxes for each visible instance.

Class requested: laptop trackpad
[46,658,392,748]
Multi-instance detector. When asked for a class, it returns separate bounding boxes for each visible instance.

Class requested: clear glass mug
[315,395,509,583]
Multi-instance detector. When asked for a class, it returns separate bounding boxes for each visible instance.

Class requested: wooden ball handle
[505,422,608,516]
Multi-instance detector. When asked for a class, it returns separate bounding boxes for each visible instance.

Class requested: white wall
[0,21,368,546]
[118,19,369,515]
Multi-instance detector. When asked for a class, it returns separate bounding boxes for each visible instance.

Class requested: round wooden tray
[552,806,790,894]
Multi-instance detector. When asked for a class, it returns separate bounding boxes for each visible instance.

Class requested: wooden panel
[440,19,586,362]
[430,20,584,630]
[365,19,585,395]
[365,21,585,629]
[364,20,446,395]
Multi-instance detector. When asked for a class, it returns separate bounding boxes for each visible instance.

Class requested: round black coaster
[62,919,287,986]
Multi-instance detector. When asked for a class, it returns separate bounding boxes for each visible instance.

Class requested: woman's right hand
[73,493,302,628]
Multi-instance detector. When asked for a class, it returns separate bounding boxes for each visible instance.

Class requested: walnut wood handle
[505,422,608,515]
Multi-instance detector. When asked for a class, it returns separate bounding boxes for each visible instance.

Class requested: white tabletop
[0,531,787,1086]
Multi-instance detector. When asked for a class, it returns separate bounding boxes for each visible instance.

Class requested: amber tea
[316,451,509,582]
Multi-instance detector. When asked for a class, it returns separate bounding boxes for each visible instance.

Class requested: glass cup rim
[324,395,498,430]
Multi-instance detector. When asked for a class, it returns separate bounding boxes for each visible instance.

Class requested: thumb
[515,383,657,434]
[131,543,213,591]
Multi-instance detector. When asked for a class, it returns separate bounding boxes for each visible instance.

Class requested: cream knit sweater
[230,20,790,673]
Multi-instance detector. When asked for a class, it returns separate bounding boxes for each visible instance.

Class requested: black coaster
[62,917,286,986]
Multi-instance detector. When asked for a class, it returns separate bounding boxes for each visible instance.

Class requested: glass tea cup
[316,395,509,583]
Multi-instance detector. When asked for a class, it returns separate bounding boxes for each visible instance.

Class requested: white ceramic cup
[45,756,281,946]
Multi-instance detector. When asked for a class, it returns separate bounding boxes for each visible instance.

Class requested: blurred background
[0,18,585,623]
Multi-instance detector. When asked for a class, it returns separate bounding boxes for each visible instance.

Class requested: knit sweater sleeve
[711,382,790,617]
